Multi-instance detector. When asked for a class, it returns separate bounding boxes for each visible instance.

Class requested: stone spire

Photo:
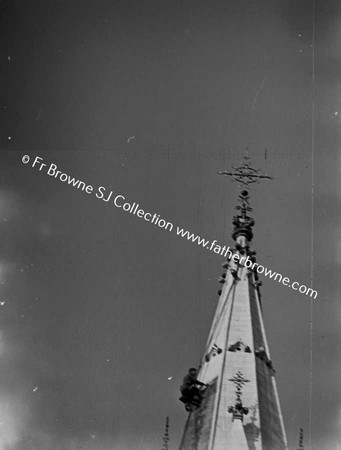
[179,158,288,450]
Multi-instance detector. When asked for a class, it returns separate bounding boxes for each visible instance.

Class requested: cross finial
[218,155,273,188]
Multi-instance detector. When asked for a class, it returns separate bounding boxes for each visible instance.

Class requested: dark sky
[1,1,341,449]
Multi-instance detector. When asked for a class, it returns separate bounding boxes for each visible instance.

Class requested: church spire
[179,157,288,450]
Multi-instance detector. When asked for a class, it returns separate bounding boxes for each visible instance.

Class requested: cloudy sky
[1,1,341,449]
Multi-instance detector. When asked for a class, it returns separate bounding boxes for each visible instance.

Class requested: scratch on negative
[252,78,267,111]
[36,108,43,120]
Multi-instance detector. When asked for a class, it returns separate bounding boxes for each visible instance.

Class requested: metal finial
[218,155,273,187]
[228,371,250,421]
[218,155,271,242]
[162,416,170,450]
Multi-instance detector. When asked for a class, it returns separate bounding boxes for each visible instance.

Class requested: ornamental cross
[228,371,250,394]
[228,371,250,421]
[218,155,273,187]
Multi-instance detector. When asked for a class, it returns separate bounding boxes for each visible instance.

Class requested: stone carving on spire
[231,190,255,242]
[228,371,250,422]
[228,339,251,353]
[205,343,223,362]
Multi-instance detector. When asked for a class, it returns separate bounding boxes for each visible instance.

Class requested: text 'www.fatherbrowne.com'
[175,227,317,299]
[23,155,317,299]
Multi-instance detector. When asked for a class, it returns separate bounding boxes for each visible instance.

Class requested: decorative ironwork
[228,371,250,421]
[218,155,273,187]
[231,190,255,241]
[218,156,273,242]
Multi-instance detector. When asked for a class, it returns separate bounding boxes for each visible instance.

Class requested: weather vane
[218,155,273,188]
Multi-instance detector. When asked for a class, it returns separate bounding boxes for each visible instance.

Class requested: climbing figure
[179,368,207,411]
